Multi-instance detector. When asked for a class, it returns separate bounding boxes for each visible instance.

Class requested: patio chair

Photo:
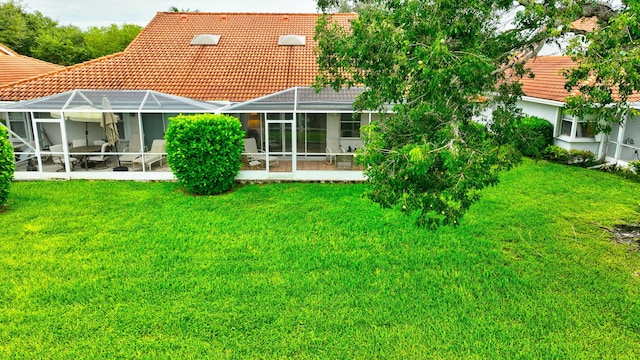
[49,144,79,171]
[119,134,144,164]
[325,140,342,165]
[132,139,166,171]
[243,137,279,168]
[72,139,87,148]
[87,142,111,168]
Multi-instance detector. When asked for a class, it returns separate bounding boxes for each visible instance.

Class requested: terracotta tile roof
[570,16,598,33]
[0,13,356,102]
[519,56,577,102]
[520,55,640,103]
[0,42,64,87]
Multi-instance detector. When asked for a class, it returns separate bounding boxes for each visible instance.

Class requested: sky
[21,0,320,28]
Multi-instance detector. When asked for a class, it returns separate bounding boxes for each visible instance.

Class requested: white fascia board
[520,96,566,108]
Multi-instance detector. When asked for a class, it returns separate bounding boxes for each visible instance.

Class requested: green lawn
[1,159,640,358]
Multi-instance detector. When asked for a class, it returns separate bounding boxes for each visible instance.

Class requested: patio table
[70,145,104,169]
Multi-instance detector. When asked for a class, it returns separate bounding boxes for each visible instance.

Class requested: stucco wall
[517,99,560,128]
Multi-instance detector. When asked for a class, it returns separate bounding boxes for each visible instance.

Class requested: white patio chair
[244,137,279,168]
[325,140,342,164]
[87,142,111,168]
[132,139,166,171]
[72,139,87,148]
[119,134,144,164]
[49,144,79,171]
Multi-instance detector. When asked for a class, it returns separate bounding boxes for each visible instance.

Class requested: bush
[568,149,597,165]
[598,163,640,183]
[543,145,570,163]
[514,116,554,158]
[628,160,640,173]
[165,114,244,195]
[543,145,597,167]
[0,126,15,208]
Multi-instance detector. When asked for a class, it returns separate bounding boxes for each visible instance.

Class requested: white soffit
[278,35,306,46]
[190,34,221,46]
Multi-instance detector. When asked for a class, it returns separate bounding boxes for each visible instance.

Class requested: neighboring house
[512,55,640,165]
[497,16,640,166]
[0,43,63,87]
[0,12,378,181]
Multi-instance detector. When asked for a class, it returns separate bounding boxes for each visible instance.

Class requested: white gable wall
[517,98,562,132]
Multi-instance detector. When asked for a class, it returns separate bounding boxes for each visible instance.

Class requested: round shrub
[514,116,554,158]
[0,126,15,208]
[165,114,244,195]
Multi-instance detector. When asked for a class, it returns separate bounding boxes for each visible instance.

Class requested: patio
[16,155,363,173]
[2,87,372,181]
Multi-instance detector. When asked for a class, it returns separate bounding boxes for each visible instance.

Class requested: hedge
[166,114,244,195]
[0,126,15,208]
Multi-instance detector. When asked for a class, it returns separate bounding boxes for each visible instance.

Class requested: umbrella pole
[112,140,128,171]
[114,141,121,167]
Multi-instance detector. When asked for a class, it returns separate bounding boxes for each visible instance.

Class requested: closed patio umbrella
[101,96,119,145]
[101,96,126,170]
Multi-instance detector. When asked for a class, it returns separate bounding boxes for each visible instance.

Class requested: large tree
[564,2,640,135]
[0,0,56,56]
[315,0,637,228]
[0,0,142,65]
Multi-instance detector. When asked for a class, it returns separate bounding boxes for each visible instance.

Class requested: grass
[1,159,640,358]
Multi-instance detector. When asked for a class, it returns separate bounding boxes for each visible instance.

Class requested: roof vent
[278,35,306,46]
[220,14,228,21]
[190,34,221,46]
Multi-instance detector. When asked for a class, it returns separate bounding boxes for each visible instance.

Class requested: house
[494,16,640,166]
[0,12,381,181]
[0,43,63,87]
[511,55,640,165]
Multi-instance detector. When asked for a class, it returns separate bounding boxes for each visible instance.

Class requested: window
[297,113,327,153]
[266,113,293,121]
[560,113,595,140]
[190,34,221,46]
[6,112,30,139]
[560,117,572,136]
[278,35,306,46]
[340,113,361,138]
[575,121,595,138]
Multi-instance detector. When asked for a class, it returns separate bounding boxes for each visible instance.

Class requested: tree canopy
[315,0,639,227]
[0,0,142,65]
[564,1,640,133]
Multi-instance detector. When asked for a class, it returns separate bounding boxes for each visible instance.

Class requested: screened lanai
[225,87,386,181]
[1,89,224,180]
[1,87,383,181]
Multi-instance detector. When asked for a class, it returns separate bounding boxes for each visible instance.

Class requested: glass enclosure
[1,90,223,176]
